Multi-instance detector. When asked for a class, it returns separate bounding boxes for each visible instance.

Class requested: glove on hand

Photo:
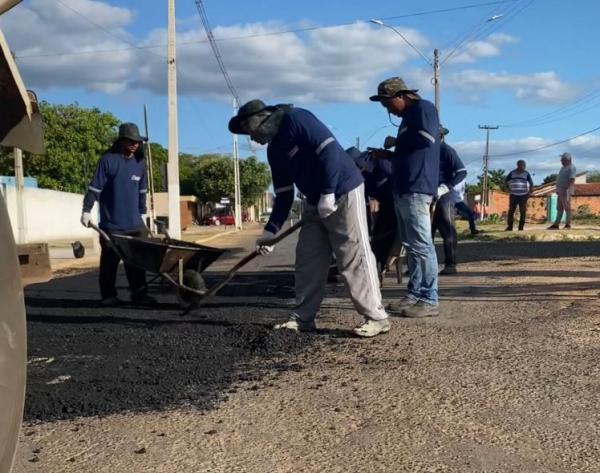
[317,193,337,219]
[256,229,276,255]
[437,184,450,198]
[80,212,93,228]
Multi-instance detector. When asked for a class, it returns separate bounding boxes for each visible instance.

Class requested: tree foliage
[542,173,558,185]
[188,154,271,206]
[0,102,119,193]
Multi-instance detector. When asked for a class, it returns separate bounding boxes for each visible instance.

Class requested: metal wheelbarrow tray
[90,223,226,309]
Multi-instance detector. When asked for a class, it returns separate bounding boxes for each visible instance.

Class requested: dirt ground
[13,228,600,473]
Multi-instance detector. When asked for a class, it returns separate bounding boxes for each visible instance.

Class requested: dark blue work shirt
[265,107,363,233]
[83,152,147,231]
[392,98,440,196]
[439,142,467,187]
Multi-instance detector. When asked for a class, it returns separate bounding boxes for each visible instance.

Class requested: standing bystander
[505,160,534,231]
[548,152,576,230]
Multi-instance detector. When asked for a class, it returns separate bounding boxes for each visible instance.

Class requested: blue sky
[2,0,600,183]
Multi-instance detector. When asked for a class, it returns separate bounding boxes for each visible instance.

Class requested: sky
[2,0,600,184]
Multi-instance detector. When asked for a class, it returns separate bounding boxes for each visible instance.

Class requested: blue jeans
[394,193,438,305]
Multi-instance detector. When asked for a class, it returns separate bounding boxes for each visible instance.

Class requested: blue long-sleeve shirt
[391,99,440,196]
[439,142,467,188]
[83,152,147,231]
[265,108,363,233]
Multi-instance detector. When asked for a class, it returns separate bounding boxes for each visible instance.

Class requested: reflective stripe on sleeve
[316,137,334,155]
[88,186,102,193]
[418,129,435,143]
[274,185,294,194]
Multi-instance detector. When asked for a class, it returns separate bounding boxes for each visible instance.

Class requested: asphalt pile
[24,271,312,422]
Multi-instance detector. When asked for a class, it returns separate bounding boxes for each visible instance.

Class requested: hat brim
[228,105,278,135]
[120,134,148,142]
[369,89,419,102]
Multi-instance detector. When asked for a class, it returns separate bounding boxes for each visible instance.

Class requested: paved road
[14,230,600,472]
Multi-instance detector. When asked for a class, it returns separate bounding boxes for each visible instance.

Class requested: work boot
[131,293,157,306]
[547,224,560,230]
[402,301,440,318]
[273,315,316,332]
[504,226,513,231]
[439,265,457,275]
[100,296,122,307]
[353,318,390,338]
[563,224,571,229]
[386,296,419,316]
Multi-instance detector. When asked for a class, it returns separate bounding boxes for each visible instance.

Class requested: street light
[369,15,503,115]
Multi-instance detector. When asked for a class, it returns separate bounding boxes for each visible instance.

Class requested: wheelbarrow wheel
[176,269,206,309]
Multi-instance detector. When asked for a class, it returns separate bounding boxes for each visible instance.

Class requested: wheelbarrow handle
[188,219,306,309]
[87,222,128,260]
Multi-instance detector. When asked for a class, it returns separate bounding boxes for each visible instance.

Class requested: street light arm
[370,19,432,66]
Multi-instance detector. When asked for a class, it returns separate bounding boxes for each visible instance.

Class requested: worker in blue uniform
[80,123,155,307]
[229,100,390,337]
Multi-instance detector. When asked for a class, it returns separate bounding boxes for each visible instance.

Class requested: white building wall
[0,184,97,242]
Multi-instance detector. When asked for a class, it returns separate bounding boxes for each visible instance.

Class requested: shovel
[180,219,306,312]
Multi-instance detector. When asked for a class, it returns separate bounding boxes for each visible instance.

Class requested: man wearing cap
[229,100,390,337]
[432,127,467,275]
[548,152,576,230]
[369,77,441,318]
[80,123,155,307]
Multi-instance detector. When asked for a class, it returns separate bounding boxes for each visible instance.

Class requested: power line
[489,125,600,158]
[193,0,241,106]
[15,0,517,60]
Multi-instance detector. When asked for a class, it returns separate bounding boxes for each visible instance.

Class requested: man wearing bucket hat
[369,77,441,318]
[229,100,390,337]
[80,122,155,307]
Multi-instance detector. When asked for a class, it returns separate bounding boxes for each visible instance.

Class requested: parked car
[202,209,235,226]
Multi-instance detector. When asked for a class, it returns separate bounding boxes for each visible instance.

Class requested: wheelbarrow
[90,220,305,310]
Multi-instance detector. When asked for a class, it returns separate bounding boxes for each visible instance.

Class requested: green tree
[190,154,271,205]
[586,171,600,183]
[239,156,271,206]
[0,102,120,193]
[476,168,507,192]
[542,173,558,185]
[146,142,168,192]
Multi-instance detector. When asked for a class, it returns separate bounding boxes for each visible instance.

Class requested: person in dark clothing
[80,123,155,307]
[370,77,441,318]
[505,160,534,231]
[453,181,479,235]
[431,128,467,275]
[229,99,389,338]
[346,147,397,279]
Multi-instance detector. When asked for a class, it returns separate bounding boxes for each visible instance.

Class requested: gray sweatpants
[293,184,388,322]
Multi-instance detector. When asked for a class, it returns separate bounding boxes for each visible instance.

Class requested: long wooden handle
[195,219,306,305]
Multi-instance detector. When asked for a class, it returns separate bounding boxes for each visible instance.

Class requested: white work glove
[318,193,337,219]
[256,229,276,256]
[80,211,93,228]
[383,136,397,149]
[437,184,450,198]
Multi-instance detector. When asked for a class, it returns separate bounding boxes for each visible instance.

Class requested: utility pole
[478,125,498,221]
[355,136,360,149]
[232,99,242,229]
[166,0,181,238]
[433,48,440,113]
[13,147,26,243]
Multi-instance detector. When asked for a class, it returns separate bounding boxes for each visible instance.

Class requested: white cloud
[447,70,577,105]
[0,1,579,108]
[446,33,518,64]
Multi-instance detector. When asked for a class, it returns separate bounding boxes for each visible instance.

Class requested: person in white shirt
[548,152,576,230]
